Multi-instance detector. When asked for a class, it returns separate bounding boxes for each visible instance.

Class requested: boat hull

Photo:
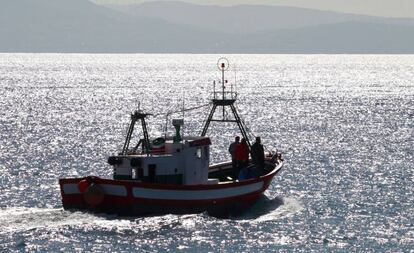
[59,161,283,216]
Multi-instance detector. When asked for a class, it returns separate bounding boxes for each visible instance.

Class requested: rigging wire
[161,102,212,117]
[234,103,273,154]
[159,102,212,137]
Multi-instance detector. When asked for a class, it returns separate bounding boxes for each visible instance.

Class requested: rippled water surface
[0,54,413,252]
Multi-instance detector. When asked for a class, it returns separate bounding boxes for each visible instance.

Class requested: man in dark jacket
[251,137,265,170]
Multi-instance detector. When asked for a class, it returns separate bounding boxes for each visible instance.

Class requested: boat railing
[211,90,238,100]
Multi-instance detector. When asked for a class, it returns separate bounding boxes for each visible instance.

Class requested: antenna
[217,57,229,100]
[217,57,229,120]
[233,64,237,99]
[213,80,216,99]
[201,58,251,148]
[182,91,185,138]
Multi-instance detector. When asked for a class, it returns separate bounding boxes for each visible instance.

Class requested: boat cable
[152,102,275,154]
[154,102,212,118]
[155,102,213,136]
[234,103,274,154]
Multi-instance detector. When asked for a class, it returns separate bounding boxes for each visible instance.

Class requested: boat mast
[121,111,151,155]
[201,58,251,148]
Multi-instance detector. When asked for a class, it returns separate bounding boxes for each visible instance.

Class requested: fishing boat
[59,58,284,217]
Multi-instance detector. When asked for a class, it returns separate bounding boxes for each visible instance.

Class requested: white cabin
[109,136,211,185]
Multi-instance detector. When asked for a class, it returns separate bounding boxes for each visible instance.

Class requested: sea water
[0,54,413,252]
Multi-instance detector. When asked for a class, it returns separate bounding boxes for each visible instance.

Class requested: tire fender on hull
[84,183,105,206]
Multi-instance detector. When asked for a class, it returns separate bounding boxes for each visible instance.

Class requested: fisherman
[235,138,250,177]
[228,136,240,179]
[251,136,265,174]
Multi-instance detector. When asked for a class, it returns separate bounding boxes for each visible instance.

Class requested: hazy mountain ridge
[229,22,414,53]
[107,1,414,34]
[0,0,228,53]
[1,0,413,53]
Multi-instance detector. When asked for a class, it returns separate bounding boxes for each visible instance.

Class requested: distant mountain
[0,0,414,53]
[106,1,414,34]
[225,22,414,53]
[0,0,227,53]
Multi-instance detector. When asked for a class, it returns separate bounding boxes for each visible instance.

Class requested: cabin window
[196,148,202,159]
[148,164,156,183]
[204,146,209,159]
[137,168,144,179]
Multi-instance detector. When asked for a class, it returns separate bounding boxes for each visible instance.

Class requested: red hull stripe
[132,182,264,200]
[63,184,127,197]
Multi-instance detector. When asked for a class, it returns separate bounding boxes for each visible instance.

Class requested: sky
[95,0,414,18]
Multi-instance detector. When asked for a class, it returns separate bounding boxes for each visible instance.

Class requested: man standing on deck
[251,137,265,174]
[228,136,240,179]
[235,138,250,177]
